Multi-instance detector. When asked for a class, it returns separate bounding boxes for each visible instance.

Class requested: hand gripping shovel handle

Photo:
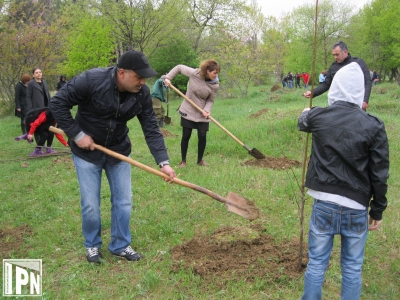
[48,126,249,212]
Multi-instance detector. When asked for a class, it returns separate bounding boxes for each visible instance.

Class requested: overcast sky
[257,0,372,19]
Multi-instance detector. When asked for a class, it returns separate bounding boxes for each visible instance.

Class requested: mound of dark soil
[249,108,268,118]
[243,157,301,170]
[170,224,307,285]
[271,84,281,92]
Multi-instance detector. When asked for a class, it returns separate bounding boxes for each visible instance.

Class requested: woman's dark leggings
[181,127,207,163]
[35,128,54,147]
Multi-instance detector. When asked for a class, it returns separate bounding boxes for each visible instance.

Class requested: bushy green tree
[97,0,185,55]
[361,0,400,82]
[59,15,115,77]
[0,0,63,113]
[214,28,267,97]
[148,38,199,93]
[184,0,246,54]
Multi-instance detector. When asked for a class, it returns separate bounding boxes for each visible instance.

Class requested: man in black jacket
[304,41,372,111]
[50,50,176,263]
[298,62,389,299]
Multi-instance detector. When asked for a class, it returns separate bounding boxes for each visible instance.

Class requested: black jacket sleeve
[25,82,33,112]
[354,57,372,103]
[137,86,169,164]
[15,83,22,109]
[49,74,90,139]
[368,120,389,220]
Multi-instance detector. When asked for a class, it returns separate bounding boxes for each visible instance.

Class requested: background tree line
[0,0,399,114]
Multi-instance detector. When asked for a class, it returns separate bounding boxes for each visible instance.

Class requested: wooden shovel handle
[49,126,241,208]
[168,84,249,150]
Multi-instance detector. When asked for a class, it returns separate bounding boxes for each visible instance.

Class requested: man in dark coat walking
[304,41,372,111]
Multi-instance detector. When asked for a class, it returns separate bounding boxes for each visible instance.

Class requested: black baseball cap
[117,50,157,78]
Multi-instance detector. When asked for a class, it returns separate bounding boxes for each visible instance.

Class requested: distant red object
[302,72,310,84]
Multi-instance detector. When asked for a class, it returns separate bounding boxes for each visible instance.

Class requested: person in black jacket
[304,41,372,111]
[56,75,67,91]
[50,50,176,264]
[26,68,51,112]
[15,74,31,134]
[26,68,52,146]
[287,72,294,89]
[371,70,379,86]
[298,62,389,300]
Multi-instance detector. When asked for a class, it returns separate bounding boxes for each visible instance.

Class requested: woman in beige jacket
[163,60,220,167]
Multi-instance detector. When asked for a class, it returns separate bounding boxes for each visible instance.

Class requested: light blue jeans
[301,200,368,300]
[72,154,132,254]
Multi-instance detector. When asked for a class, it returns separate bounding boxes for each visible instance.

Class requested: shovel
[169,84,266,160]
[49,126,259,221]
[164,88,171,125]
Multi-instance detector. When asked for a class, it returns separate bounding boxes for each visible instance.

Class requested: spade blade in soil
[249,148,266,160]
[225,192,260,221]
[164,116,171,124]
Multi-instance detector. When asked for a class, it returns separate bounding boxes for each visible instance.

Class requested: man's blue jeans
[72,154,132,254]
[301,200,368,300]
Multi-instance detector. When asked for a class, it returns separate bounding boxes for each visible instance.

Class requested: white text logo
[3,259,42,296]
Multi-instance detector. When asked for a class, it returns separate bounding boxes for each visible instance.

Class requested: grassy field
[0,82,399,299]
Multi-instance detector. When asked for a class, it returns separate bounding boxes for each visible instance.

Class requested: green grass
[0,83,399,299]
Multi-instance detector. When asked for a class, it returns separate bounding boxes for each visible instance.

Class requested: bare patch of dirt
[249,108,268,118]
[52,153,74,164]
[0,224,32,258]
[52,155,74,167]
[161,128,178,138]
[243,157,301,170]
[170,224,307,285]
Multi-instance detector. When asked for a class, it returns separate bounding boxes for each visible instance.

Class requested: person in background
[162,60,220,167]
[304,41,372,111]
[295,72,302,88]
[25,108,68,156]
[302,72,310,89]
[287,72,294,89]
[26,68,52,146]
[282,75,288,88]
[15,74,32,134]
[56,75,67,91]
[50,50,176,264]
[151,78,168,127]
[372,70,379,86]
[318,71,326,84]
[298,63,389,300]
[26,68,51,112]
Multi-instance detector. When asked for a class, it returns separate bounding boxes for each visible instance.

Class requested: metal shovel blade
[225,192,260,221]
[164,115,171,125]
[249,148,266,160]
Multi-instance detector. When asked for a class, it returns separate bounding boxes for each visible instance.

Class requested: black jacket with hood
[312,53,372,103]
[298,63,389,220]
[49,67,169,166]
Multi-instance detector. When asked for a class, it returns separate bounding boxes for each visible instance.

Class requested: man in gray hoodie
[298,62,389,300]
